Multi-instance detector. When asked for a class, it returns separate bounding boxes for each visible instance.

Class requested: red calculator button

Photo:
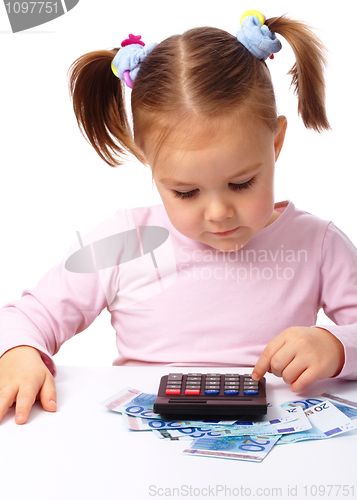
[165,388,181,395]
[184,389,200,395]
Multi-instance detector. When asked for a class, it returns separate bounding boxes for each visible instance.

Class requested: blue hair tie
[111,34,157,87]
[237,14,282,60]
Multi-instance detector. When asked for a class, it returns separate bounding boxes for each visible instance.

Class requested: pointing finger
[252,335,287,380]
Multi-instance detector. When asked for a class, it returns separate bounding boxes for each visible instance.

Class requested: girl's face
[148,114,287,252]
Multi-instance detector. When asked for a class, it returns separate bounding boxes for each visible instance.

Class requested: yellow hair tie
[240,10,266,27]
[111,61,119,78]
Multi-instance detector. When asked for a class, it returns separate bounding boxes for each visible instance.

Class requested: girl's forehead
[148,112,272,173]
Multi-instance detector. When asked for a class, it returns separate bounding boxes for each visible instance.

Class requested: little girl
[0,11,356,425]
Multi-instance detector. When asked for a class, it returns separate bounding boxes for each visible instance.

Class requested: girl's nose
[204,198,235,222]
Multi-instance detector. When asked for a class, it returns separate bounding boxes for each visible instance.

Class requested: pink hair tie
[123,70,134,89]
[111,33,157,88]
[121,33,145,47]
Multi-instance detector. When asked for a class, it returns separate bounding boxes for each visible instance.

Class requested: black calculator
[153,372,267,418]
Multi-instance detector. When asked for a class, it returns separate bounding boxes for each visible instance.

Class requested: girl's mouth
[211,227,240,236]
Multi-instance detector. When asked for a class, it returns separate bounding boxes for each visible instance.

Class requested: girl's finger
[39,373,57,413]
[0,388,17,423]
[289,366,321,393]
[15,386,38,425]
[252,334,287,380]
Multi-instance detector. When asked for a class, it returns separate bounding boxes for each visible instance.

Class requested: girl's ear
[274,116,287,162]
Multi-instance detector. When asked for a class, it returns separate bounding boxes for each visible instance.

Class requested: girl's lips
[211,226,240,236]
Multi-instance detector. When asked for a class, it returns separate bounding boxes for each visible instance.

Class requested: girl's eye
[174,189,198,199]
[173,177,256,200]
[230,177,256,191]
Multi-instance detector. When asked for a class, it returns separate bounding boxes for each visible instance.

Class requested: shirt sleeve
[0,209,131,376]
[313,222,357,379]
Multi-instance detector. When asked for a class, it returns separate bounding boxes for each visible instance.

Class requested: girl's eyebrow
[159,163,262,187]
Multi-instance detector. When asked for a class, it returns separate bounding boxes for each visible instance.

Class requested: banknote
[101,387,298,423]
[100,387,141,411]
[122,407,309,435]
[122,414,206,431]
[122,414,300,432]
[152,406,310,439]
[278,400,356,444]
[217,406,309,435]
[153,427,225,440]
[281,393,357,420]
[183,435,281,463]
[195,404,299,427]
[172,413,298,428]
[100,387,160,418]
[322,393,357,419]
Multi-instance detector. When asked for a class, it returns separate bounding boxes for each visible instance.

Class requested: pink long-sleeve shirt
[0,200,356,378]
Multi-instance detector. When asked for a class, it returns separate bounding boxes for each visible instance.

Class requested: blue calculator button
[224,389,239,395]
[244,389,259,395]
[205,389,220,395]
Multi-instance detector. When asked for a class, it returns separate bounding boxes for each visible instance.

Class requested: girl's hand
[251,326,345,393]
[0,346,57,424]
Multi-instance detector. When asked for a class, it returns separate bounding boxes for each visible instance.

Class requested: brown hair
[68,15,330,168]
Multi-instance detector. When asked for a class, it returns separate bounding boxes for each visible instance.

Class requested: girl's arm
[0,211,128,423]
[253,222,357,391]
[0,254,109,378]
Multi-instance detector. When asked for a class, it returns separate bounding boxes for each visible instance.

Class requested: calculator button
[165,388,181,395]
[224,389,239,395]
[205,389,220,395]
[225,373,240,377]
[207,373,221,376]
[187,373,202,377]
[185,389,201,395]
[168,373,183,381]
[166,380,181,386]
[186,376,201,382]
[166,384,182,389]
[224,381,240,386]
[244,389,259,395]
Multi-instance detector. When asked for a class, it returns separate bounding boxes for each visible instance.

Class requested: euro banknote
[182,435,281,463]
[101,387,160,418]
[281,393,357,420]
[278,399,357,444]
[101,387,298,424]
[102,388,356,444]
[121,406,309,435]
[152,407,310,439]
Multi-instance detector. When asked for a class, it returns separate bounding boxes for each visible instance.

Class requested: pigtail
[265,16,330,132]
[67,49,146,167]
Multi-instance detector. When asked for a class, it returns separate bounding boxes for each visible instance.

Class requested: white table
[0,366,356,500]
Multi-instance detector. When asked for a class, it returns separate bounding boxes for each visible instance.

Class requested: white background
[0,1,356,367]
